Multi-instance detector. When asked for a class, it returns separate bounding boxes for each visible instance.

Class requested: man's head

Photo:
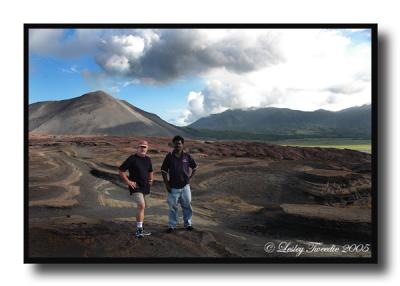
[172,135,184,153]
[136,140,148,157]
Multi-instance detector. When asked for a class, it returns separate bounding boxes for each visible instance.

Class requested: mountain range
[187,104,371,139]
[29,90,371,140]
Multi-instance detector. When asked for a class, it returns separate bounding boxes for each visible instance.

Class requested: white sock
[137,221,143,228]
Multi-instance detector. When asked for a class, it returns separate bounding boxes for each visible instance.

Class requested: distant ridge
[188,104,371,138]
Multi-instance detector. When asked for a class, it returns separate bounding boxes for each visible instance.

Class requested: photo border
[23,23,378,264]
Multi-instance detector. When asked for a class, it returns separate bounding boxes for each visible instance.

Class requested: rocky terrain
[28,133,372,258]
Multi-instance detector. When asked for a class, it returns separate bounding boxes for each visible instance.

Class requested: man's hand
[119,170,136,190]
[161,172,171,193]
[128,180,137,190]
[148,179,153,186]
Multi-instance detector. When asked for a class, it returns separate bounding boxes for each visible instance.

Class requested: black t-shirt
[119,154,153,194]
[161,151,197,189]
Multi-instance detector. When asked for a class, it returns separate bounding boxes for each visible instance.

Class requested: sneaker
[136,227,151,238]
[184,225,194,231]
[166,227,175,233]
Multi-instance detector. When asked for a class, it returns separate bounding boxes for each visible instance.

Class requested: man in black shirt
[119,140,153,238]
[161,135,198,232]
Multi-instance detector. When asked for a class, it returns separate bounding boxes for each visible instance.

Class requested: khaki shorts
[131,192,149,208]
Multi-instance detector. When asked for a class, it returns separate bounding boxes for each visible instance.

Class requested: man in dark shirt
[119,140,153,238]
[161,135,198,232]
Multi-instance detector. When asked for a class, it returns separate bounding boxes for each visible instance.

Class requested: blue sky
[29,51,205,124]
[29,28,371,126]
[29,52,204,123]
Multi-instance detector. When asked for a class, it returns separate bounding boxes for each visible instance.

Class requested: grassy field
[273,138,371,153]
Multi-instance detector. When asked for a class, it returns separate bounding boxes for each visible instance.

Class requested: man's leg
[180,184,193,228]
[133,193,150,238]
[134,193,145,226]
[167,188,180,229]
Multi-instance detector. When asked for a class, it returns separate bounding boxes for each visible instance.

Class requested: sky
[29,28,372,126]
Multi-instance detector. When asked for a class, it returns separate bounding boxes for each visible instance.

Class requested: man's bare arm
[148,171,154,185]
[119,170,136,189]
[161,172,171,192]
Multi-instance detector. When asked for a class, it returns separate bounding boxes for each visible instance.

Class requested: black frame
[24,23,378,264]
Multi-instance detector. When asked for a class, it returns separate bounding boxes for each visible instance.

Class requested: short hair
[172,135,184,144]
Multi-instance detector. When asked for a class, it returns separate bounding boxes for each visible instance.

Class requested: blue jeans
[167,184,192,228]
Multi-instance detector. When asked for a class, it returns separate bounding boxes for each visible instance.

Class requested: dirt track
[28,134,372,258]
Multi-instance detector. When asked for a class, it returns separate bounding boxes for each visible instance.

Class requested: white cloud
[29,29,103,58]
[178,77,287,125]
[29,28,372,125]
[60,64,79,74]
[29,29,64,55]
[111,35,145,57]
[103,54,130,74]
[93,29,284,83]
[122,79,140,87]
[108,85,121,93]
[176,29,372,125]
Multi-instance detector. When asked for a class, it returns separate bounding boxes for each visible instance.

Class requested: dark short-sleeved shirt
[119,154,153,194]
[161,151,198,189]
